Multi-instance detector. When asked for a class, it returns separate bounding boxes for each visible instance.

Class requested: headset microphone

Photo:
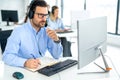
[45,20,48,27]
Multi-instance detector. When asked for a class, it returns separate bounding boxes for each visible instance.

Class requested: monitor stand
[78,48,112,74]
[6,20,10,26]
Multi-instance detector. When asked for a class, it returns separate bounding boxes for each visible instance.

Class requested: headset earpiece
[28,0,35,19]
[52,8,54,14]
[28,10,34,19]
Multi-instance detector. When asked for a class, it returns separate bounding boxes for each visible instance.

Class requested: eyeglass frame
[34,13,48,19]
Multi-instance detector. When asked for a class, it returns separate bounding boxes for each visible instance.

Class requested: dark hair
[24,0,48,22]
[29,0,48,12]
[51,5,58,14]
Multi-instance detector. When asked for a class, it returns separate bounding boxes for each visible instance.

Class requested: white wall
[0,0,27,25]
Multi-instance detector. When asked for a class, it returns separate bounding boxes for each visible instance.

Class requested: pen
[31,54,41,65]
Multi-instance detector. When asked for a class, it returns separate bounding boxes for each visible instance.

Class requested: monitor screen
[1,10,18,26]
[77,16,107,69]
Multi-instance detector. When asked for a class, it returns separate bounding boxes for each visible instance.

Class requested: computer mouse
[12,72,24,79]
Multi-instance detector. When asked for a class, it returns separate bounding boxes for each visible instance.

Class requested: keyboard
[57,30,73,34]
[37,59,77,76]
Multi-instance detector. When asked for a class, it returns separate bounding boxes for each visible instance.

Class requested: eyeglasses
[35,13,48,19]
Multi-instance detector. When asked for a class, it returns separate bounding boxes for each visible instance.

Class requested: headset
[27,0,36,19]
[27,0,46,19]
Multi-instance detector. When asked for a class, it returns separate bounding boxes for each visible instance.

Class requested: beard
[32,20,46,28]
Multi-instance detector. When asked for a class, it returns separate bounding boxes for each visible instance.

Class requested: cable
[104,55,120,80]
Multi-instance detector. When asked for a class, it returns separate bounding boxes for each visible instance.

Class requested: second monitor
[1,10,18,26]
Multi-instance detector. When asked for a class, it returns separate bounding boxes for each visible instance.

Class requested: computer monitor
[1,10,18,26]
[77,16,111,73]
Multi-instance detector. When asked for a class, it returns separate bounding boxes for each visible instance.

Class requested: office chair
[0,30,13,53]
[60,37,72,57]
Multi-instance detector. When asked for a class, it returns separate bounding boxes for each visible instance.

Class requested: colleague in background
[47,5,72,57]
[2,0,63,69]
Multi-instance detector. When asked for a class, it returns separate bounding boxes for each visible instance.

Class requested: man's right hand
[24,58,40,69]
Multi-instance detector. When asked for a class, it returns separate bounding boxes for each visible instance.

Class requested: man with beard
[2,0,63,69]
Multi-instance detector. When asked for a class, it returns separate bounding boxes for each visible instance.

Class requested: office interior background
[0,0,120,79]
[0,0,119,53]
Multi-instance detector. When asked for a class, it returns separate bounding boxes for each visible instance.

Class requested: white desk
[0,61,118,80]
[0,57,78,80]
[0,45,120,80]
[0,25,18,30]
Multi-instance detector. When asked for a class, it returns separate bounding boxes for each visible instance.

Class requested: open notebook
[25,57,60,72]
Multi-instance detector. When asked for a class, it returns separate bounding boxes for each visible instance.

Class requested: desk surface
[0,45,120,80]
[0,25,18,30]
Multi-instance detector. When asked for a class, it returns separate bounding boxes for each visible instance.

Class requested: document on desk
[25,57,59,72]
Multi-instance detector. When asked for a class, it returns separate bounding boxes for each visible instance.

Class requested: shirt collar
[27,19,40,35]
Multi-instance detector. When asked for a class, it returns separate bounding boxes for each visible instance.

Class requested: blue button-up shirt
[2,20,63,67]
